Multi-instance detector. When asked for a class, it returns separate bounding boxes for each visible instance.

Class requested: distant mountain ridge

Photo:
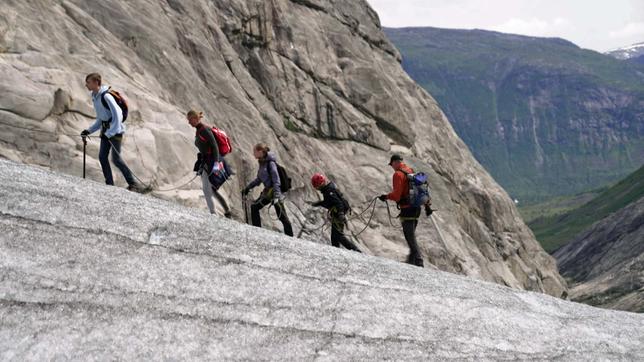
[607,42,644,64]
[385,26,644,204]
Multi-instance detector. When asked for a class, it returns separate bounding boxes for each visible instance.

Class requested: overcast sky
[366,0,644,52]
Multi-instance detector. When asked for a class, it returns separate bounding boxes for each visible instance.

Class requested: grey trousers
[201,171,230,215]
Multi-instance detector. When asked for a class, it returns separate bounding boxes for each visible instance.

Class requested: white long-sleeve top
[87,85,125,138]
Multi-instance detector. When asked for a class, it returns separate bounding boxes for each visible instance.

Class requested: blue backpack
[404,171,431,208]
[208,160,231,190]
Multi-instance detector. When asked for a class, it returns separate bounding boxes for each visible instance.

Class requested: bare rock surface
[1,159,643,360]
[555,197,644,312]
[0,0,565,296]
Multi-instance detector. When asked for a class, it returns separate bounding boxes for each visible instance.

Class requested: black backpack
[269,161,292,193]
[100,87,129,122]
[335,187,352,214]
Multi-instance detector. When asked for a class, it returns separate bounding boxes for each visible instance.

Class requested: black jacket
[194,123,220,174]
[313,183,349,216]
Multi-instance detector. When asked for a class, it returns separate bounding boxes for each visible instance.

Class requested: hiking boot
[406,254,424,267]
[127,183,150,194]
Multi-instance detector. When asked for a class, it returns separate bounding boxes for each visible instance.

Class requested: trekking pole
[81,135,88,179]
[428,212,449,251]
[241,192,249,225]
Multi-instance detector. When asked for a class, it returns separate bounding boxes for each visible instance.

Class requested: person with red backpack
[310,173,361,252]
[81,73,145,192]
[242,144,293,237]
[187,110,232,218]
[379,154,424,267]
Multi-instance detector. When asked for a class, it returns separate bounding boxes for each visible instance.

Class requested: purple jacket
[247,152,282,198]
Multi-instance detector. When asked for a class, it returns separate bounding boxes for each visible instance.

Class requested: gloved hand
[193,154,203,173]
[80,129,90,136]
[273,194,285,205]
[378,194,388,202]
[241,186,251,196]
[425,205,433,216]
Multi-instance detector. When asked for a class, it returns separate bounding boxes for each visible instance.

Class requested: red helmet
[311,173,327,189]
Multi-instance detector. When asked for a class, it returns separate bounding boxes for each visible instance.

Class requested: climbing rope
[4,117,451,255]
[298,196,381,241]
[383,200,397,226]
[346,197,379,237]
[153,174,200,192]
[95,135,199,193]
[266,198,285,222]
[347,197,379,222]
[0,119,199,192]
[301,216,330,235]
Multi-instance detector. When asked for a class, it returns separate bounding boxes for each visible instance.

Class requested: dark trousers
[99,136,135,186]
[401,207,423,266]
[251,193,293,237]
[331,216,360,251]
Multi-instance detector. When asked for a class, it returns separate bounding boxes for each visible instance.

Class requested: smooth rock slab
[0,159,642,360]
[555,196,644,312]
[0,0,567,296]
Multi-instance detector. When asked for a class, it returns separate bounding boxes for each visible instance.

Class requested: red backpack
[211,127,232,156]
[198,125,232,156]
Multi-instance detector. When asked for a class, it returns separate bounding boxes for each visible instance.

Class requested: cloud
[491,17,573,38]
[609,22,644,39]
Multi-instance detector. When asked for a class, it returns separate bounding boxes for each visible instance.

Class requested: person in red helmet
[379,154,424,267]
[310,173,361,252]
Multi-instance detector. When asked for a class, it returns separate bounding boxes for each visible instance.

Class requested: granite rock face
[1,159,643,360]
[554,196,644,312]
[0,0,565,296]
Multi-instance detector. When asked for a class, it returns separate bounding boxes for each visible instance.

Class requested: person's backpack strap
[336,187,351,214]
[100,88,111,113]
[100,87,128,122]
[267,160,291,193]
[266,160,278,188]
[397,169,412,206]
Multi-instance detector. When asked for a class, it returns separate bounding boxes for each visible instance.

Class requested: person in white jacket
[81,73,143,192]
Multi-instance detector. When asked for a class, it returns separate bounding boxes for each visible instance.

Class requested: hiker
[310,173,361,252]
[187,110,232,218]
[80,73,145,192]
[242,144,293,237]
[379,154,424,267]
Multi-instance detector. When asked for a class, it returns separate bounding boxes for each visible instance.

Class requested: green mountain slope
[385,27,644,204]
[529,165,644,252]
